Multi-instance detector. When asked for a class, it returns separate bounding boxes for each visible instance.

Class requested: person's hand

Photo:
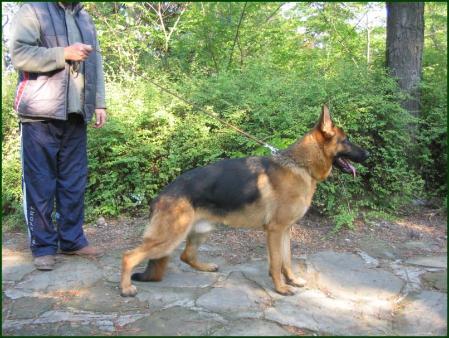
[64,43,93,61]
[93,108,107,128]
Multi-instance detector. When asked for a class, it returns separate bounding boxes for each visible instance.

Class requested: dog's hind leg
[281,226,306,287]
[120,240,171,297]
[180,229,218,272]
[131,256,170,282]
[120,198,194,297]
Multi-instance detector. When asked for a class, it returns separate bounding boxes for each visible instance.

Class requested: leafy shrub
[416,54,447,202]
[181,62,425,224]
[2,60,429,230]
[2,1,445,230]
[85,79,231,219]
[2,71,23,230]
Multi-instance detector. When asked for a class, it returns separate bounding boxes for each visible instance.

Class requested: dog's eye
[341,139,350,145]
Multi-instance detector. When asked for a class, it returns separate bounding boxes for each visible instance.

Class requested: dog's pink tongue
[348,162,356,178]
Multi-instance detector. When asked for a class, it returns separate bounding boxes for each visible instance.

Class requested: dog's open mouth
[334,157,356,178]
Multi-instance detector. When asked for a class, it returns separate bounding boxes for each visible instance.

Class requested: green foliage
[364,210,397,223]
[183,62,424,219]
[332,207,358,232]
[84,80,231,219]
[2,71,23,230]
[415,2,448,202]
[2,2,446,232]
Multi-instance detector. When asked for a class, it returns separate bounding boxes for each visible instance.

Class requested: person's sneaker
[33,255,56,271]
[61,245,103,257]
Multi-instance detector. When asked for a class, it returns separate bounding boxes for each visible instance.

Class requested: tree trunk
[386,2,424,117]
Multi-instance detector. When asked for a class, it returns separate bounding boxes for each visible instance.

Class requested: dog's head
[314,105,369,178]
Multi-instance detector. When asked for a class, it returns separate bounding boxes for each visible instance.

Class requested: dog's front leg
[267,228,296,296]
[281,226,306,287]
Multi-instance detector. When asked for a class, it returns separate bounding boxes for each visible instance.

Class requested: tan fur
[120,105,349,297]
[180,232,218,272]
[135,256,170,282]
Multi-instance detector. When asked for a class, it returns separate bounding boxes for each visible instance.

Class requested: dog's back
[153,156,280,217]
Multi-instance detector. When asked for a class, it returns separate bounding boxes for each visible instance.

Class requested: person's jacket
[10,2,105,123]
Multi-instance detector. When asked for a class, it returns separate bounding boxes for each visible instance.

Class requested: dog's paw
[287,276,307,288]
[188,262,219,272]
[275,285,296,296]
[120,284,138,297]
[202,263,219,272]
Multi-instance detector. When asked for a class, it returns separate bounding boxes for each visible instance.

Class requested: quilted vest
[15,2,97,123]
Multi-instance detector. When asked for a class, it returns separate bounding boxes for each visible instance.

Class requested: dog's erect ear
[318,104,335,138]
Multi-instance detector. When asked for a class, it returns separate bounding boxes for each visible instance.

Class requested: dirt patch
[4,207,446,264]
[204,206,447,263]
[85,206,447,264]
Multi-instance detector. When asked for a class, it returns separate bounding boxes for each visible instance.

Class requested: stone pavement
[2,241,447,336]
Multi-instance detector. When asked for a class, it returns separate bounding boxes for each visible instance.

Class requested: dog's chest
[273,171,316,224]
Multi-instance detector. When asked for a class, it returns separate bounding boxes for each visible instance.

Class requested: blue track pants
[20,114,89,257]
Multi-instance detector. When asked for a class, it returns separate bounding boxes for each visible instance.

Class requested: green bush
[180,62,425,221]
[417,56,447,202]
[2,71,23,231]
[2,62,429,229]
[84,80,230,219]
[2,2,446,234]
[413,2,448,207]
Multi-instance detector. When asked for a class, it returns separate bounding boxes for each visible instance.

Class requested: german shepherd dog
[120,105,369,297]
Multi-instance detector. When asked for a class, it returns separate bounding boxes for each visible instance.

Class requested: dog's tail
[131,256,170,282]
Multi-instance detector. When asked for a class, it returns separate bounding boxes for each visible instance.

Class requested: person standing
[10,2,107,270]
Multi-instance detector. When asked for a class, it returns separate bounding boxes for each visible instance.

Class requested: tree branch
[227,2,248,70]
[149,3,188,53]
[318,5,359,68]
[265,3,284,23]
[201,6,220,73]
[236,3,284,62]
[166,4,188,50]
